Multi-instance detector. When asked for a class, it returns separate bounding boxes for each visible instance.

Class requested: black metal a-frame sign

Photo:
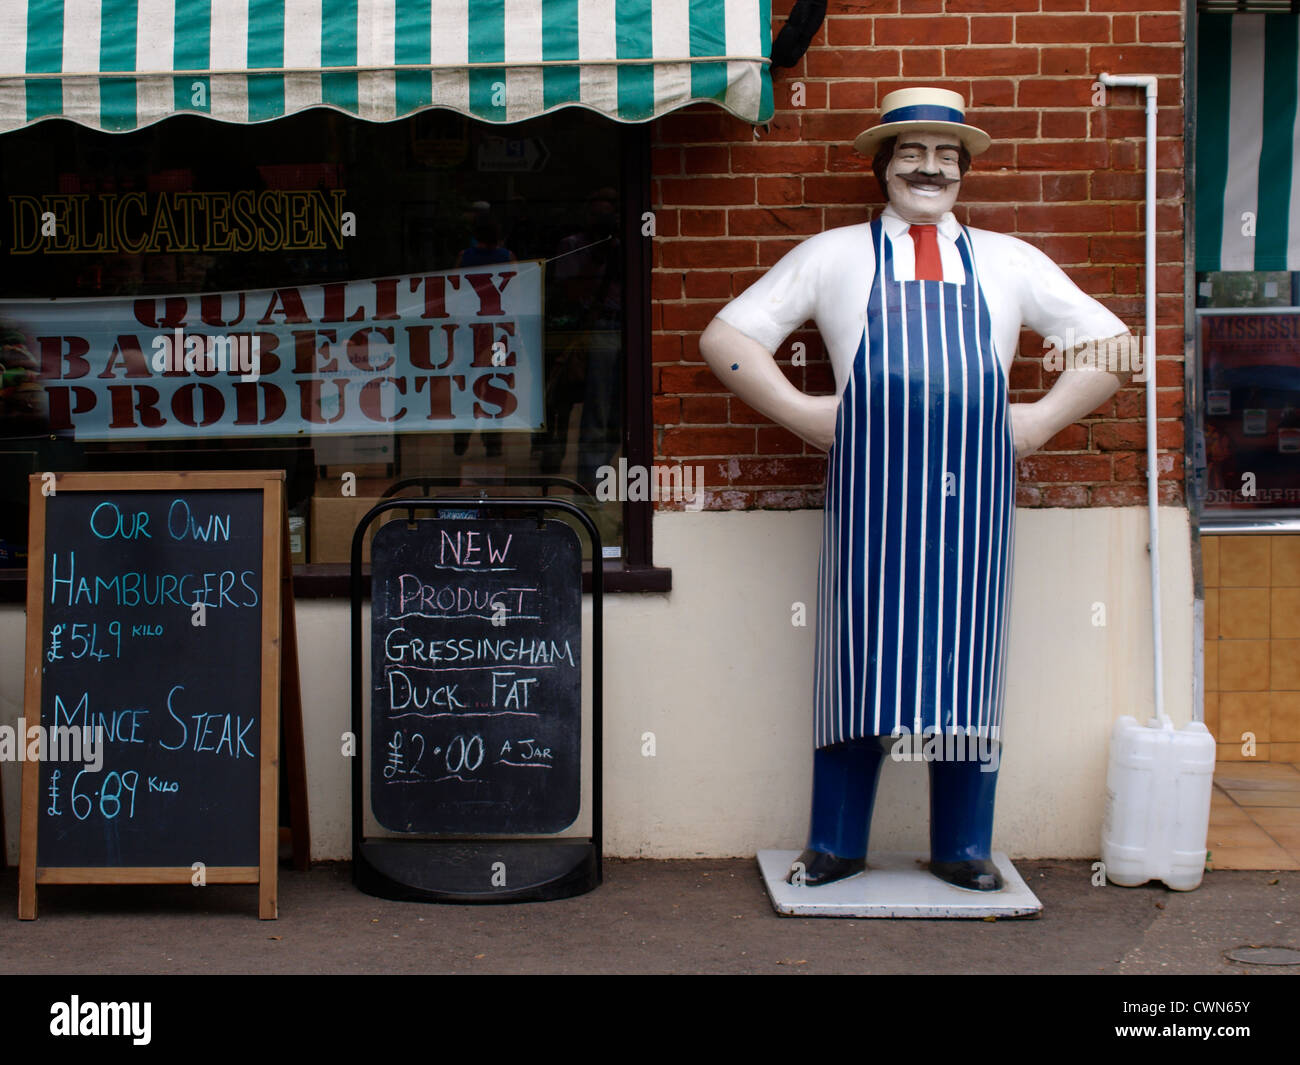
[351,491,602,902]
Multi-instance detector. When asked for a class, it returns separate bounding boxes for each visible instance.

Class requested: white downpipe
[1099,73,1166,727]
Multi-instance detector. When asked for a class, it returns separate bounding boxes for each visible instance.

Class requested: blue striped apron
[813,217,1016,747]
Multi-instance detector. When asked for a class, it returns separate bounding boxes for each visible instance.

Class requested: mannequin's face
[885,132,963,224]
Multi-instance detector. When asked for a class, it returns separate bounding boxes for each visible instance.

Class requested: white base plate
[757,850,1043,918]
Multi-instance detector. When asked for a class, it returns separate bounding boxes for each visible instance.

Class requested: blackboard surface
[370,517,582,834]
[34,488,265,868]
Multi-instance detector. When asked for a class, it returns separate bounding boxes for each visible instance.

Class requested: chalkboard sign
[19,472,284,920]
[370,517,581,834]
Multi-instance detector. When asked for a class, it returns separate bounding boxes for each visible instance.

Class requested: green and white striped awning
[0,1,773,133]
[1197,12,1300,271]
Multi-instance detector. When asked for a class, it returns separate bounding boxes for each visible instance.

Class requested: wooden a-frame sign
[17,471,308,920]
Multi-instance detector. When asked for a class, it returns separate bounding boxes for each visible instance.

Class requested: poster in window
[0,263,544,441]
[1199,311,1300,511]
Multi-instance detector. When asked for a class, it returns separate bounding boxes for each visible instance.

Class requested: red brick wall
[650,0,1185,510]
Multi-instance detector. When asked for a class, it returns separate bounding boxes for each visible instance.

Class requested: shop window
[1192,6,1300,517]
[1195,272,1298,310]
[0,109,654,590]
[1194,294,1300,514]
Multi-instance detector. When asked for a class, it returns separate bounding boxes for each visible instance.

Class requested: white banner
[0,262,545,440]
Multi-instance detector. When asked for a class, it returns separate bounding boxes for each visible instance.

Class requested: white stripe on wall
[1220,16,1265,271]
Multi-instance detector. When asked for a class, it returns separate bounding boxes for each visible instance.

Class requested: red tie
[910,224,943,282]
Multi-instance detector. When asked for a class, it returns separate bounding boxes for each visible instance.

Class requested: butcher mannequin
[700,88,1130,890]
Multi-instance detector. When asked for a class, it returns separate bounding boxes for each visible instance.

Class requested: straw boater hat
[853,87,991,158]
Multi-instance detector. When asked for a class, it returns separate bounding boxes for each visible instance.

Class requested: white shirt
[716,205,1127,398]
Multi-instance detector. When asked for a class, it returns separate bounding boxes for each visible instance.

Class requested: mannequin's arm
[699,318,839,451]
[1010,333,1132,456]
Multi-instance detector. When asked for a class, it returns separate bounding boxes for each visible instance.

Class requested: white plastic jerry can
[1100,714,1217,891]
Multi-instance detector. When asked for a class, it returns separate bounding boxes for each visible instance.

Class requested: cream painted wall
[1,505,1193,864]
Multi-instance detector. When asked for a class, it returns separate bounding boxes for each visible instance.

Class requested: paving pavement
[2,858,1297,976]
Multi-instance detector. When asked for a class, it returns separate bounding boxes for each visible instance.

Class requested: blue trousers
[807,737,1000,862]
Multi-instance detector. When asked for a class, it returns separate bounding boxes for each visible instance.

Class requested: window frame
[0,117,670,603]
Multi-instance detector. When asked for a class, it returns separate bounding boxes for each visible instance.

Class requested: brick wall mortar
[649,1,1186,510]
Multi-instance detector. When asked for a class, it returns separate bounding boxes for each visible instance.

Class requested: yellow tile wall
[1205,534,1300,764]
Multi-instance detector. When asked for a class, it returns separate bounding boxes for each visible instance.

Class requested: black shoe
[787,849,866,887]
[929,858,1003,892]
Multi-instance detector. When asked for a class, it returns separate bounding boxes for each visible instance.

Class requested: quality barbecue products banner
[0,262,543,440]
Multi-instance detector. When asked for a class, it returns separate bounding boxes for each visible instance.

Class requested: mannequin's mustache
[897,173,959,188]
